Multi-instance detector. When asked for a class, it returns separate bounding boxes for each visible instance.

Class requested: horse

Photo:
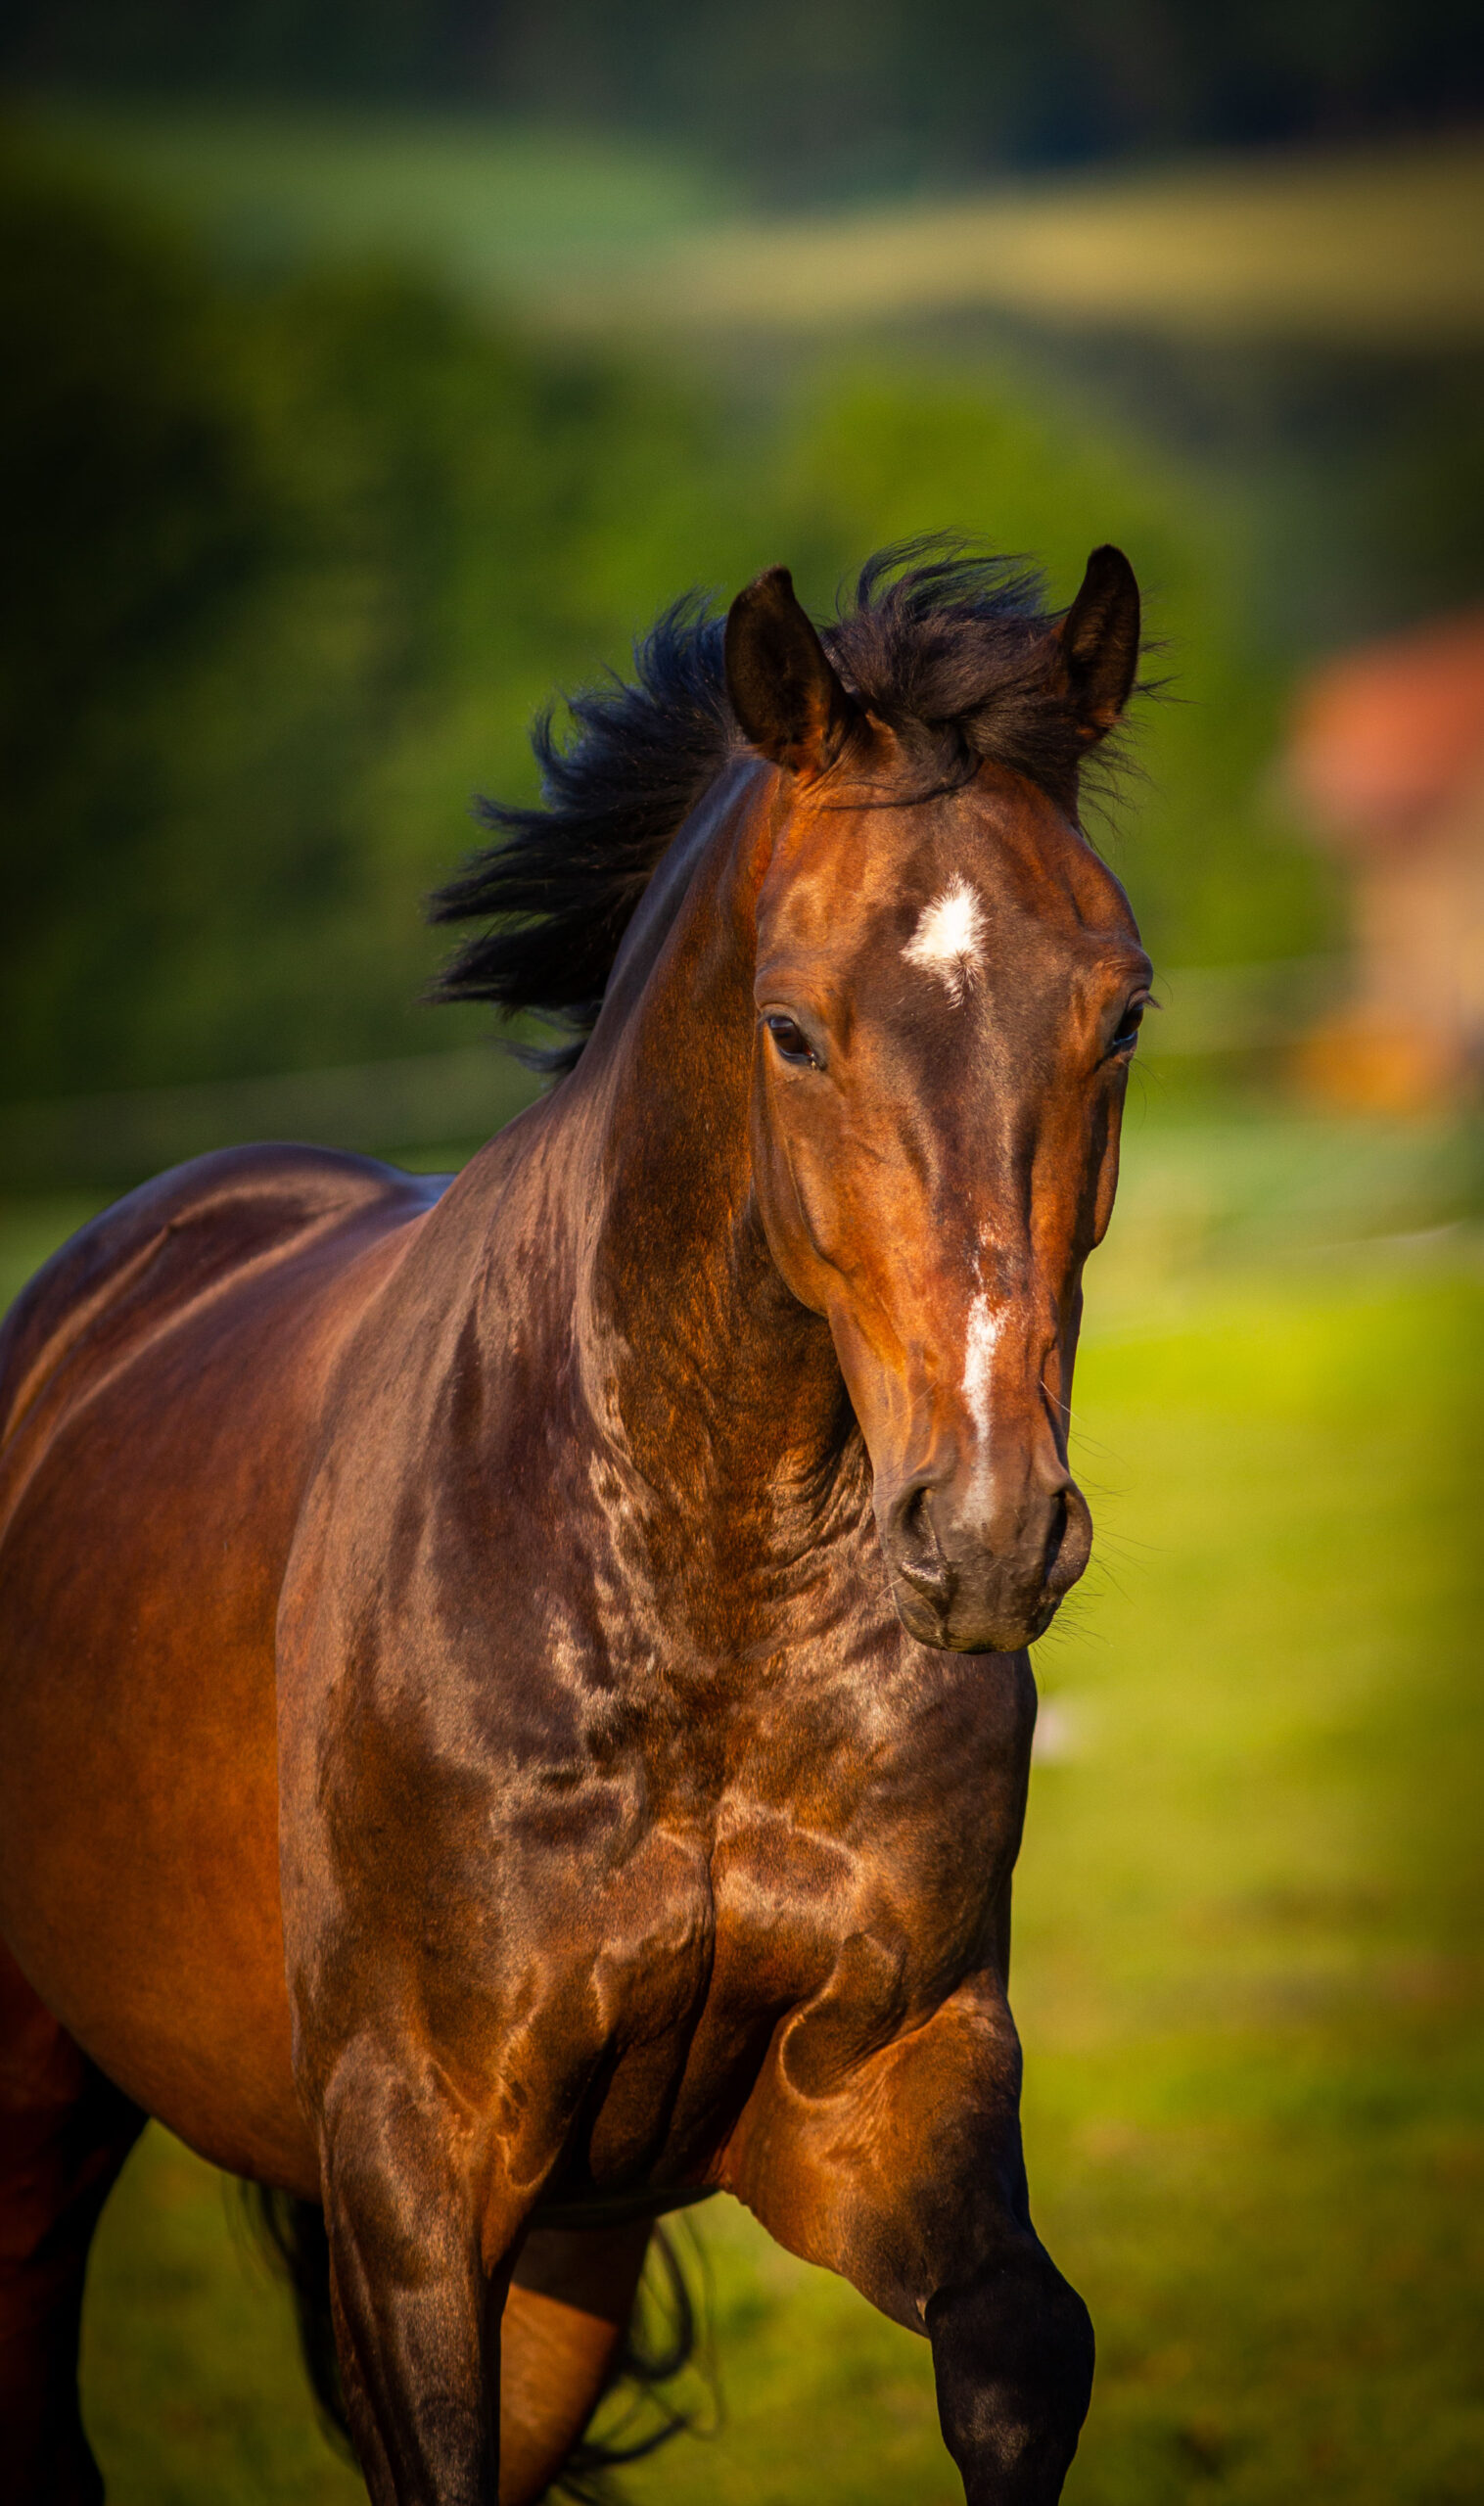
[0,539,1149,2505]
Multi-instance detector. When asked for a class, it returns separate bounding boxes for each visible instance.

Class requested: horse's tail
[548,2221,710,2503]
[244,2185,710,2498]
[245,2185,354,2455]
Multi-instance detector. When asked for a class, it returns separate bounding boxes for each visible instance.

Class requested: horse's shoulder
[0,1144,448,1441]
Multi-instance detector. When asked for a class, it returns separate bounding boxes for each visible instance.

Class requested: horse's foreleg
[316,2049,513,2506]
[723,1979,1093,2506]
[0,1943,145,2506]
[315,2056,649,2504]
[499,2223,651,2506]
[317,2053,651,2506]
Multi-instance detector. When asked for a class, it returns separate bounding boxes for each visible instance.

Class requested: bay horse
[0,541,1149,2505]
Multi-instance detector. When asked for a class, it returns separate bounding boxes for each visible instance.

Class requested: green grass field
[2,1111,1479,2503]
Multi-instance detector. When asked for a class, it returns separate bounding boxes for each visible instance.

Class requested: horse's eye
[1111,1000,1145,1053]
[764,1015,818,1067]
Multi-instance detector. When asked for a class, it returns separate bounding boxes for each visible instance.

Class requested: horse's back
[0,1142,447,2186]
[0,1141,446,1456]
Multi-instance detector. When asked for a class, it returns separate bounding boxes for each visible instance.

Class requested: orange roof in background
[1289,610,1484,843]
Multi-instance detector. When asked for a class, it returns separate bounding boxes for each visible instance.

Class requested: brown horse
[0,542,1148,2505]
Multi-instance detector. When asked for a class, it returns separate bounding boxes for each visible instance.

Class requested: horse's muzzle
[880,1465,1092,1653]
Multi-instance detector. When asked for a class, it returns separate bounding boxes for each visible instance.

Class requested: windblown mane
[429,539,1119,1070]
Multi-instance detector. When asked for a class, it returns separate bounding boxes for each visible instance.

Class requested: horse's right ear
[1057,544,1141,742]
[725,567,857,775]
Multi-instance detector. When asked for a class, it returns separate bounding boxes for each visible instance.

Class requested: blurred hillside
[18,101,1483,347]
[17,96,1484,657]
[2,130,1343,1137]
[3,47,1482,1156]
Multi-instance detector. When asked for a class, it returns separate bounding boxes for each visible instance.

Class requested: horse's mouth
[889,1571,1068,1655]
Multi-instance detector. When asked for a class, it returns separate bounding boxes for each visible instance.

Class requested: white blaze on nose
[903,876,986,1004]
[962,1290,1001,1505]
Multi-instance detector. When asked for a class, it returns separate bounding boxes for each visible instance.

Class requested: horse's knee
[927,2236,1094,2506]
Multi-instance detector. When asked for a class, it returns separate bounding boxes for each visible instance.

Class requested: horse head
[727,552,1148,1653]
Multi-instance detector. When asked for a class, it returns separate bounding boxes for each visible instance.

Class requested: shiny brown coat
[0,552,1149,2504]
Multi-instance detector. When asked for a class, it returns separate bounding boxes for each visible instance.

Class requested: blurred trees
[0,152,765,1097]
[0,147,1330,1109]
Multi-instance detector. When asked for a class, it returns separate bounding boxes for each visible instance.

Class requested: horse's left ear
[1057,545,1141,742]
[725,566,858,775]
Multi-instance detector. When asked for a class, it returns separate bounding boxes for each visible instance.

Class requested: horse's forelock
[427,538,1133,1061]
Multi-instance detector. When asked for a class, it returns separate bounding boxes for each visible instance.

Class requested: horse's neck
[569,766,873,1634]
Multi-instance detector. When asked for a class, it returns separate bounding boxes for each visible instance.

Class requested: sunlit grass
[1018,1260,1484,2505]
[83,2135,362,2506]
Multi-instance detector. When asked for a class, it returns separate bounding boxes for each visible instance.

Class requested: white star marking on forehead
[903,876,986,1005]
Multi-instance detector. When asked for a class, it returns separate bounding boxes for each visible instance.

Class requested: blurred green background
[2,4,1482,2502]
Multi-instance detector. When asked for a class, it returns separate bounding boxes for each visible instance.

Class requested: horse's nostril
[893,1484,951,1602]
[1042,1488,1070,1579]
[900,1484,932,1549]
[1043,1483,1091,1598]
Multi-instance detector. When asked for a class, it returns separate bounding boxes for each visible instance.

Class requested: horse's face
[728,560,1148,1654]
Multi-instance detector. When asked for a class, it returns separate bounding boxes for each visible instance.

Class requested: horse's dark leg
[316,2046,520,2505]
[926,2243,1095,2506]
[725,1979,1092,2506]
[0,1942,145,2505]
[315,2051,653,2506]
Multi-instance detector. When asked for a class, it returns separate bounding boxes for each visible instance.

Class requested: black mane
[429,540,1119,1068]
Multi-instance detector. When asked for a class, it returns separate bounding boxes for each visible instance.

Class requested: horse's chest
[715,1792,998,2012]
[573,1796,999,2198]
[596,1673,1022,2039]
[479,1668,1029,2197]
